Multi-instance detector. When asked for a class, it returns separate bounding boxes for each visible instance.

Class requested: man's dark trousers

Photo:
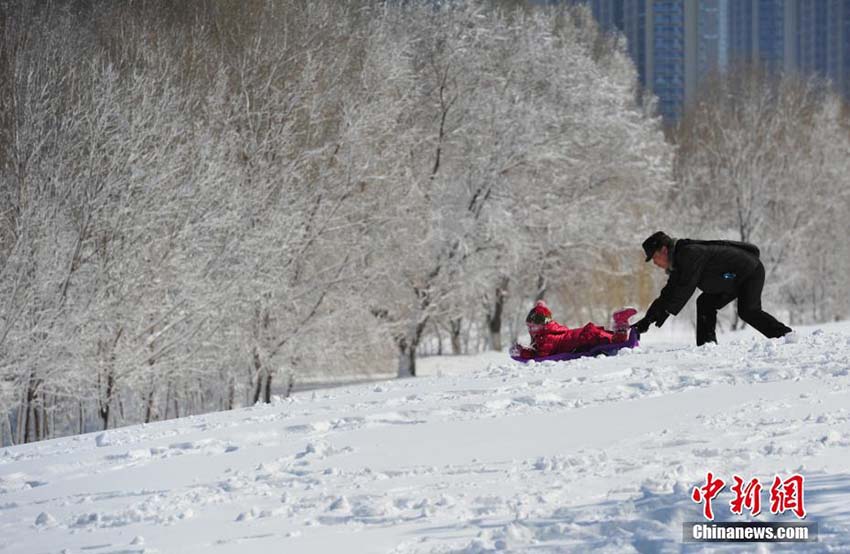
[695,263,792,346]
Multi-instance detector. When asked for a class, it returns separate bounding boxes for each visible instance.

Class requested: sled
[510,327,640,363]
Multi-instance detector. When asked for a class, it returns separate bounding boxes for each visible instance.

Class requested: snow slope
[3,323,850,553]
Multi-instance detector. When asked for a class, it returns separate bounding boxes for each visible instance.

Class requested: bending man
[635,231,792,345]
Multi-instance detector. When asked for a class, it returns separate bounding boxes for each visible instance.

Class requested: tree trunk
[39,397,48,440]
[15,403,24,444]
[49,396,56,439]
[33,405,41,442]
[23,373,37,443]
[535,274,547,301]
[164,381,172,420]
[397,339,417,378]
[22,397,30,444]
[99,369,115,430]
[145,337,157,423]
[374,288,433,377]
[263,372,272,404]
[145,385,156,423]
[487,276,509,351]
[284,372,294,398]
[450,317,462,355]
[227,377,236,410]
[97,329,122,430]
[23,405,32,444]
[489,323,502,351]
[2,412,12,446]
[252,376,263,405]
[252,348,264,404]
[397,312,429,377]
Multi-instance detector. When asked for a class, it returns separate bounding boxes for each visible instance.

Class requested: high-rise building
[798,0,830,77]
[761,0,799,71]
[843,1,850,98]
[623,0,649,88]
[589,0,625,31]
[727,0,799,71]
[622,1,724,120]
[718,0,730,69]
[795,0,850,97]
[826,0,850,99]
[649,1,692,120]
[728,0,755,65]
[698,0,728,73]
[576,0,850,119]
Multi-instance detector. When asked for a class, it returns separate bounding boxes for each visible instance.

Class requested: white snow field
[3,323,850,553]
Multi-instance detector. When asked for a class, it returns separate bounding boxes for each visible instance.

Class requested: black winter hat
[642,231,673,262]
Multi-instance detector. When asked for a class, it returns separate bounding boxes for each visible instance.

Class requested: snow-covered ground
[3,323,850,553]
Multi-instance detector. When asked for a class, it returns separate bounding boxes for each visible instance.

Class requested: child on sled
[510,300,636,360]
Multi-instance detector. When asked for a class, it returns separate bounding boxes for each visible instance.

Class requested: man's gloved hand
[634,317,651,334]
[653,312,669,328]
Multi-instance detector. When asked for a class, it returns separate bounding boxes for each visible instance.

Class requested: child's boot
[611,308,637,342]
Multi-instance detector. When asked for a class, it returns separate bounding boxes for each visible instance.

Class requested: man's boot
[696,313,717,346]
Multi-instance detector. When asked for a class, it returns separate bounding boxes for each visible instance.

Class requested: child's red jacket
[516,321,614,359]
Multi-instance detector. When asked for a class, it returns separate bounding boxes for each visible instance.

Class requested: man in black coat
[635,231,792,345]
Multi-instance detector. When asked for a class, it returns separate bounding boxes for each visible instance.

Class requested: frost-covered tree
[484,5,672,333]
[355,3,673,369]
[0,0,677,443]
